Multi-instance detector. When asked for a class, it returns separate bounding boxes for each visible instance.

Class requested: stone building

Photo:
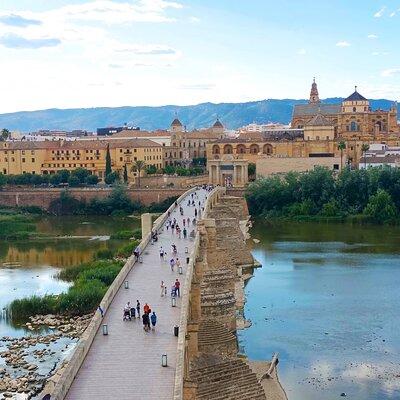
[0,138,163,183]
[208,154,248,187]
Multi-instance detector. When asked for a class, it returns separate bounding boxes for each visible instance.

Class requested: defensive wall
[0,187,187,210]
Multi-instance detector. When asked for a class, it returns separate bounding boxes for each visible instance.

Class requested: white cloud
[336,41,351,47]
[381,68,400,77]
[374,6,386,18]
[297,48,306,55]
[367,34,378,39]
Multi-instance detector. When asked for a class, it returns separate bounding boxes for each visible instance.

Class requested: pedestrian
[160,280,165,296]
[183,228,187,239]
[136,300,141,318]
[171,283,176,297]
[183,219,186,227]
[133,245,140,261]
[150,312,157,331]
[144,303,150,314]
[187,217,190,226]
[175,279,181,297]
[170,258,175,271]
[194,208,198,217]
[142,312,150,332]
[159,246,164,259]
[172,244,177,255]
[176,258,181,272]
[123,302,131,321]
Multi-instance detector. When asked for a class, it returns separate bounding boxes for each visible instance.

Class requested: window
[353,107,356,112]
[120,157,123,161]
[22,158,26,162]
[350,121,358,131]
[32,158,35,162]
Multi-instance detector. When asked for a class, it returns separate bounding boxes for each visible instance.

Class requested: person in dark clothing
[136,300,141,318]
[150,312,157,331]
[142,312,150,332]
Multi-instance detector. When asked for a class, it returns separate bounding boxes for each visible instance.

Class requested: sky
[0,0,399,113]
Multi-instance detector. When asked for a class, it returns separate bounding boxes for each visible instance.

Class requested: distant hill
[0,98,398,132]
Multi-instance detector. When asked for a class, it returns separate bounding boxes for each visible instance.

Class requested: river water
[0,215,140,337]
[239,221,400,400]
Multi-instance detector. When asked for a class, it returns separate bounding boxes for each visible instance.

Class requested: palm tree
[131,160,146,187]
[361,143,370,169]
[338,141,346,171]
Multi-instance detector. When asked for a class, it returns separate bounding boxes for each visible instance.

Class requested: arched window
[350,121,358,131]
[212,145,220,154]
[249,144,260,154]
[223,144,233,154]
[236,144,246,154]
[263,144,273,154]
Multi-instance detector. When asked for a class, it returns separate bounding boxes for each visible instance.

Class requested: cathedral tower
[309,77,320,104]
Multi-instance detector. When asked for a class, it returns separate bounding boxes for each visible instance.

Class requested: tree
[361,143,370,169]
[105,144,112,178]
[145,165,157,175]
[86,175,99,185]
[131,160,145,187]
[248,163,256,180]
[105,171,120,184]
[123,164,128,183]
[0,173,6,187]
[71,168,90,184]
[1,128,10,141]
[68,175,81,187]
[364,189,397,223]
[338,141,346,170]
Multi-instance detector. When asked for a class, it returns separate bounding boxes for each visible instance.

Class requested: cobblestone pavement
[65,189,208,400]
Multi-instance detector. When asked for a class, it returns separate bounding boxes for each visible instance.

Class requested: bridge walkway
[65,189,208,400]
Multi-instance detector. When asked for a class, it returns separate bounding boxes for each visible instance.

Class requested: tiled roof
[293,103,340,117]
[306,114,332,127]
[345,91,367,102]
[171,118,183,126]
[112,130,171,138]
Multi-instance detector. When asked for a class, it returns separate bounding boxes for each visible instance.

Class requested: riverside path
[65,189,208,400]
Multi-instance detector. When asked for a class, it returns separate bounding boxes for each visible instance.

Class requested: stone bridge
[44,186,272,400]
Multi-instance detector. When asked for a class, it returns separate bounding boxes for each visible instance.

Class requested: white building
[359,144,400,169]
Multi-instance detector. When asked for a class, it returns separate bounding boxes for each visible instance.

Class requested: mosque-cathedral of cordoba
[207,79,400,181]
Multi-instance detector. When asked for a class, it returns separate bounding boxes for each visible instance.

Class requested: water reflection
[239,221,400,400]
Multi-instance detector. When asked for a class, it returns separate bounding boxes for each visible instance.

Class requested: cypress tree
[105,144,112,177]
[123,164,128,183]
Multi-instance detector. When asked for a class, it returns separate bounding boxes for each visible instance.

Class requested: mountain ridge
[0,98,398,132]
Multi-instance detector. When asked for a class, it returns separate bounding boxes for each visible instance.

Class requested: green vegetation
[163,165,203,176]
[49,185,142,216]
[0,212,39,240]
[246,166,400,224]
[110,228,141,240]
[8,246,139,319]
[0,168,99,187]
[131,160,146,187]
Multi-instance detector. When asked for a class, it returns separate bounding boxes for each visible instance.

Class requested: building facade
[0,138,163,183]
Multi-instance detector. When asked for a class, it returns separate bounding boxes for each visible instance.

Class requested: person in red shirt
[175,279,181,297]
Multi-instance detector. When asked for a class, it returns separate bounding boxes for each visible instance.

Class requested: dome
[213,119,223,128]
[171,118,183,127]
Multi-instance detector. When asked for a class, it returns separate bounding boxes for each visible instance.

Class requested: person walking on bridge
[136,300,141,318]
[150,312,157,331]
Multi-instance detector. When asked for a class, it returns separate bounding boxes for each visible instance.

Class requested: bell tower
[309,77,320,104]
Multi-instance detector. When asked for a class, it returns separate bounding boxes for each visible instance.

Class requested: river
[0,215,140,337]
[240,221,400,400]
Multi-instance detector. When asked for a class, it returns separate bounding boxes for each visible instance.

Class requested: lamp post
[102,324,108,335]
[139,256,143,263]
[185,246,189,254]
[171,297,177,307]
[124,280,129,289]
[162,354,168,367]
[178,266,183,275]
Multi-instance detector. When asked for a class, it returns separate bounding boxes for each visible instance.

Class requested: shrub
[110,230,134,240]
[9,295,59,321]
[58,280,107,316]
[95,248,114,260]
[115,240,139,258]
[78,263,122,286]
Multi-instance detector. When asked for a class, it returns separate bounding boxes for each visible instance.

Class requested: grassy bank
[8,239,140,321]
[0,209,42,240]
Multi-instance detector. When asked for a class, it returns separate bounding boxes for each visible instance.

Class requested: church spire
[309,77,321,104]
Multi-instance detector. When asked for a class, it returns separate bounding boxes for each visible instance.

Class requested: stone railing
[49,187,200,400]
[173,186,226,400]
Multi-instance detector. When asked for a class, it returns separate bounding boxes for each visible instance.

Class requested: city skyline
[0,0,399,113]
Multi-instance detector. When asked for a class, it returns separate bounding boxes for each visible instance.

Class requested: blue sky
[0,0,399,113]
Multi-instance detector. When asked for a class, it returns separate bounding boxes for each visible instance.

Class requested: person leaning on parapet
[133,245,140,261]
